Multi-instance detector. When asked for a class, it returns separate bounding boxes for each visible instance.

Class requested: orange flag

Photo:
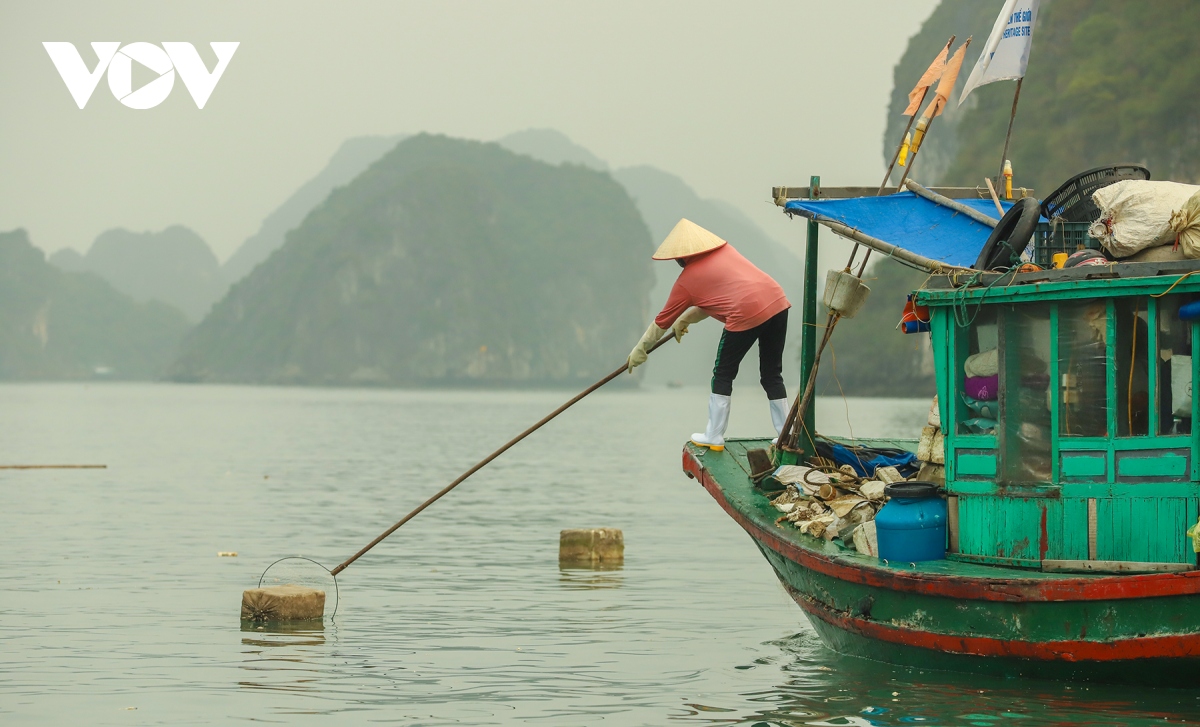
[902,40,951,116]
[926,37,972,118]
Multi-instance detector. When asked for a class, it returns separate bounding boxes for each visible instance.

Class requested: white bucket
[822,269,871,318]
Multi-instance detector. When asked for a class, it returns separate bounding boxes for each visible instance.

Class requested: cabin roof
[783,191,1011,271]
[915,260,1200,305]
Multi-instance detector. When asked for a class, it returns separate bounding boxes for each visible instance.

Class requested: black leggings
[710,309,788,399]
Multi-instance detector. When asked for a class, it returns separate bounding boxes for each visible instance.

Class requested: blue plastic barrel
[875,482,947,562]
[1180,300,1200,321]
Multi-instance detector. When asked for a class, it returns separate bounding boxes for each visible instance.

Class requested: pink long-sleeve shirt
[653,243,790,332]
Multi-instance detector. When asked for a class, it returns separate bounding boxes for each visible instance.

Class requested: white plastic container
[823,269,870,318]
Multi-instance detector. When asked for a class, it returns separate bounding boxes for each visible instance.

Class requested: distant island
[168,134,656,387]
[51,225,226,322]
[0,229,189,380]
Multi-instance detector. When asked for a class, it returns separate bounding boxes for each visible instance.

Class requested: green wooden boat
[684,178,1200,685]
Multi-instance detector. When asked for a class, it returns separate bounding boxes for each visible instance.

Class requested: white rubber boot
[691,394,731,451]
[769,398,789,444]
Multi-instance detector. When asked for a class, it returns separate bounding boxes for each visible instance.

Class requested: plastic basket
[1040,165,1151,223]
[1033,221,1096,267]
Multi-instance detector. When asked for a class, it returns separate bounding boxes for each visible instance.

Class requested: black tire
[974,197,1041,271]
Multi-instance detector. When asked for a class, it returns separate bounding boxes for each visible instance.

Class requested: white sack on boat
[927,395,941,428]
[917,426,937,462]
[1127,244,1186,263]
[772,465,829,485]
[1172,190,1200,259]
[1089,180,1200,258]
[772,465,829,496]
[800,514,837,538]
[860,481,887,500]
[932,429,945,465]
[852,520,878,557]
[875,466,905,485]
[827,495,869,518]
[964,349,999,377]
[917,462,946,486]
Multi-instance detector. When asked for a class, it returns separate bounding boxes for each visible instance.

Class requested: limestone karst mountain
[890,0,1200,191]
[222,135,407,284]
[51,225,225,322]
[169,134,655,386]
[1,229,190,380]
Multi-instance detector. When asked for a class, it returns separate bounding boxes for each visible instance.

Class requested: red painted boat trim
[792,588,1200,661]
[684,449,1200,603]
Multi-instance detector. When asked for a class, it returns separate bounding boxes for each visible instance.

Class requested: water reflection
[239,621,333,699]
[240,620,327,647]
[558,564,624,590]
[695,631,1200,726]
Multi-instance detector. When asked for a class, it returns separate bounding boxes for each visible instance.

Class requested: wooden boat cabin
[919,269,1198,570]
[776,175,1200,574]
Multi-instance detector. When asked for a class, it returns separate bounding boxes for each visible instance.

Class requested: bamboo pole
[859,35,954,275]
[998,78,1024,180]
[0,464,106,469]
[983,178,1005,217]
[876,98,924,194]
[896,114,938,190]
[854,89,930,275]
[329,332,678,576]
[907,179,999,227]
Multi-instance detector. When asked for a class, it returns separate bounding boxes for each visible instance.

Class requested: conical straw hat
[652,218,727,260]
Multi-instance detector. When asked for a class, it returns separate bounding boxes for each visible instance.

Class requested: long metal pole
[998,78,1024,179]
[330,333,677,576]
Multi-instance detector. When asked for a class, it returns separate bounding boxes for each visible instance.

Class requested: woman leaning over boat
[627,218,791,451]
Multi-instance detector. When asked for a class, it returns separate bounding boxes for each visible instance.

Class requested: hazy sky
[1,1,937,261]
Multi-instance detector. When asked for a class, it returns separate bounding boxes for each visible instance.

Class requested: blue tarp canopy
[784,192,1014,270]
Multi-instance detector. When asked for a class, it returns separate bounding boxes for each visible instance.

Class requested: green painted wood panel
[957,495,1046,561]
[1116,453,1188,478]
[1061,453,1106,478]
[957,452,997,477]
[1054,498,1090,560]
[1096,496,1196,564]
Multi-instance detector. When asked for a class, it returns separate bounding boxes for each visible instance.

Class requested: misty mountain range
[7,128,800,384]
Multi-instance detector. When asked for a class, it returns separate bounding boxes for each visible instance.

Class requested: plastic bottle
[898,132,911,167]
[910,116,930,155]
[1003,160,1013,200]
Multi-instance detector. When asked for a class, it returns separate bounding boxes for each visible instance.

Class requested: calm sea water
[3,383,1199,725]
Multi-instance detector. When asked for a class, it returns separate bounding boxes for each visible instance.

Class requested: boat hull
[684,441,1200,686]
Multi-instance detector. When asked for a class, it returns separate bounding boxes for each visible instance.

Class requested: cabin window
[958,307,998,435]
[1156,295,1194,436]
[1058,301,1108,437]
[998,304,1052,484]
[1114,298,1151,437]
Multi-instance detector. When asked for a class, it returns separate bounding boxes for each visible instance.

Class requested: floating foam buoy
[241,585,325,621]
[559,528,624,567]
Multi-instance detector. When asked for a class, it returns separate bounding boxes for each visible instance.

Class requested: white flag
[958,0,1040,105]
